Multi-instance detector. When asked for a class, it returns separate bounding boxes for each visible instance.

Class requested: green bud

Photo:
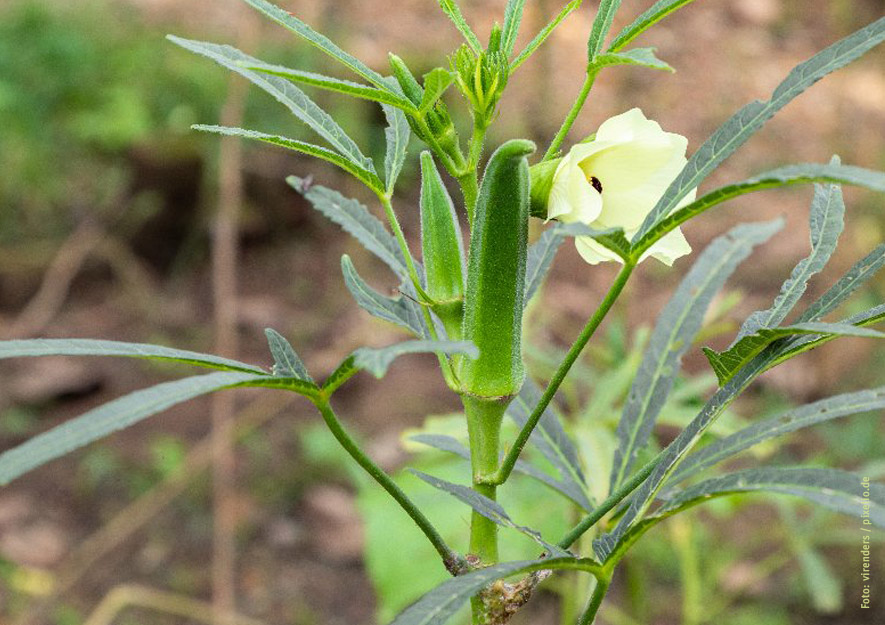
[420,151,465,340]
[487,22,503,54]
[528,158,561,219]
[388,53,423,106]
[460,139,536,398]
[450,44,509,123]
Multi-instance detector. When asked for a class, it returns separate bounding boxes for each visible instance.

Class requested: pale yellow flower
[547,108,695,265]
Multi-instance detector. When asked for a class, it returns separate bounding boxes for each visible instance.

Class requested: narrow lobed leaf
[502,0,527,57]
[797,243,885,322]
[524,228,566,305]
[383,103,411,194]
[436,0,483,52]
[264,328,313,381]
[608,0,698,52]
[353,340,478,378]
[593,47,675,72]
[587,0,624,61]
[511,0,583,71]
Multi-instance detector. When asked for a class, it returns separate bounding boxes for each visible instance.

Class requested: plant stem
[557,450,662,549]
[458,117,487,228]
[490,262,635,485]
[313,398,462,573]
[543,69,597,161]
[577,573,612,625]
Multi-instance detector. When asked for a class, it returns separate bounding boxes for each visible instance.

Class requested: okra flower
[539,108,695,265]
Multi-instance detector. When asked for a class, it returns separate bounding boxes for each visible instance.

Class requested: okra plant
[2,1,885,623]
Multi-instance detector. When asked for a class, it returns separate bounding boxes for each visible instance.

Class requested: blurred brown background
[0,1,883,624]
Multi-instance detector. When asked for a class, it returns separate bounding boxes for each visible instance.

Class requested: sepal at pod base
[460,139,535,398]
[420,151,466,340]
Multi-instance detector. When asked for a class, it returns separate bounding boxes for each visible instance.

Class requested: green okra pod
[420,151,466,340]
[460,139,535,398]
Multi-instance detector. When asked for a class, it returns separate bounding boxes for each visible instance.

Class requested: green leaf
[502,0,527,57]
[509,380,594,511]
[704,322,885,386]
[167,36,374,173]
[593,47,674,72]
[388,557,603,625]
[671,386,885,483]
[635,17,885,240]
[511,1,583,71]
[609,0,698,52]
[410,470,571,556]
[419,68,454,113]
[737,174,845,340]
[353,340,478,378]
[587,0,623,61]
[241,0,393,90]
[242,61,415,109]
[289,178,412,280]
[436,0,482,53]
[524,228,565,305]
[196,126,382,192]
[341,255,428,338]
[264,328,312,381]
[797,244,885,322]
[0,338,265,374]
[554,223,632,262]
[383,103,410,194]
[632,162,885,255]
[609,220,782,492]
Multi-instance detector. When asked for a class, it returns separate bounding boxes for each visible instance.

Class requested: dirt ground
[1,1,884,624]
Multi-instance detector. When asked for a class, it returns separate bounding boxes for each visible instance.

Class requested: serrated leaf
[436,0,482,53]
[593,47,674,72]
[241,0,393,91]
[383,103,410,193]
[419,68,454,113]
[524,228,565,305]
[798,244,885,322]
[196,126,382,191]
[704,322,885,386]
[502,0,527,56]
[636,17,885,239]
[341,255,427,338]
[0,338,265,374]
[388,557,601,625]
[554,223,631,262]
[289,178,412,280]
[0,371,319,486]
[609,220,782,491]
[264,328,312,381]
[511,1,582,71]
[353,340,478,378]
[736,175,845,340]
[587,0,623,61]
[243,61,415,109]
[609,0,698,52]
[167,36,374,174]
[633,162,885,255]
[509,380,594,511]
[670,386,885,483]
[410,470,570,557]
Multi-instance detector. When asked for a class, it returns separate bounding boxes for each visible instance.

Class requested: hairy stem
[313,398,461,573]
[491,262,635,485]
[543,69,597,161]
[577,573,612,625]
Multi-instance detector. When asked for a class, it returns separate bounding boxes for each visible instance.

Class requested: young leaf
[196,126,382,192]
[608,0,698,52]
[797,244,885,322]
[502,0,527,57]
[264,328,312,381]
[243,61,415,109]
[289,177,412,280]
[0,371,312,486]
[587,0,623,61]
[593,47,674,72]
[383,103,410,194]
[419,68,454,113]
[353,340,478,378]
[410,470,571,557]
[635,17,885,239]
[341,255,428,338]
[632,162,885,255]
[671,386,885,483]
[524,228,566,304]
[511,0,583,71]
[736,176,845,341]
[167,36,375,174]
[0,338,265,374]
[704,322,885,386]
[436,0,482,53]
[241,0,393,91]
[554,223,631,262]
[609,220,782,491]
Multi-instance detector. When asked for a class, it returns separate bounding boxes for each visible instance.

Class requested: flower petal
[639,227,692,266]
